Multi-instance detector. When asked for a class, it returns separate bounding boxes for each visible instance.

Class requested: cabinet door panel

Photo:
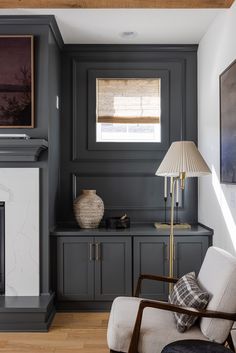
[174,236,209,278]
[95,237,132,300]
[57,237,94,300]
[133,237,168,300]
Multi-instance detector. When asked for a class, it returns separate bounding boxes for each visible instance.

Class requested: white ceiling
[0,8,223,44]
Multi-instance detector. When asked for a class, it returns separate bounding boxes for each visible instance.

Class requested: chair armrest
[128,299,236,353]
[134,274,179,297]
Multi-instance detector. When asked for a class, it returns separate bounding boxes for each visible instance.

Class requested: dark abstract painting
[0,36,34,128]
[220,60,236,184]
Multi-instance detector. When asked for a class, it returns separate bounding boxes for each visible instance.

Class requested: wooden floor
[0,312,110,353]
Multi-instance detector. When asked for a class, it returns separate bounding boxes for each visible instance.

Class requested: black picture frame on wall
[220,59,236,184]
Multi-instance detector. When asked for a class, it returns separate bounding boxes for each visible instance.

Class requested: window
[96,78,161,143]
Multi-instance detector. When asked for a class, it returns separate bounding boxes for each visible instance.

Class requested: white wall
[0,168,39,296]
[198,2,236,255]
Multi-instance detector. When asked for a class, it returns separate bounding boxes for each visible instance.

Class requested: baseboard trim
[0,293,55,331]
[56,300,112,311]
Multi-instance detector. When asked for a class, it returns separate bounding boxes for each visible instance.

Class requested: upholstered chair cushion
[107,296,208,353]
[197,247,236,343]
[169,272,210,332]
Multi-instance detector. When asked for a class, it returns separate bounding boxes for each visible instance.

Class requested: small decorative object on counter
[106,214,130,229]
[74,189,104,229]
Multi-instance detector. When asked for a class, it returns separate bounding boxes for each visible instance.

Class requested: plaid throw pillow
[169,272,210,333]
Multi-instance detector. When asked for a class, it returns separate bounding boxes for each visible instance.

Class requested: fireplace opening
[0,202,5,295]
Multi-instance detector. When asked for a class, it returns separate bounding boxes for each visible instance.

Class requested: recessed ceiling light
[120,31,137,39]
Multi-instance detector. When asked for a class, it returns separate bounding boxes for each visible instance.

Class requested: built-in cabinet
[57,236,132,301]
[133,235,210,300]
[173,236,210,277]
[94,237,132,300]
[57,237,94,300]
[53,224,213,308]
[133,236,169,299]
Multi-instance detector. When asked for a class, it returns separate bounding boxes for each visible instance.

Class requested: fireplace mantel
[0,139,48,162]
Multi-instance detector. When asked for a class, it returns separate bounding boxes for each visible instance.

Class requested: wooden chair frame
[110,274,236,353]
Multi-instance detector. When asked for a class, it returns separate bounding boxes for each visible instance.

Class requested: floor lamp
[155,141,211,292]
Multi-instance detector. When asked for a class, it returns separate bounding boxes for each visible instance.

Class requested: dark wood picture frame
[220,59,236,184]
[0,35,34,128]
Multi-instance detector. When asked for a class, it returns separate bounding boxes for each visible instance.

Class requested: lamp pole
[169,173,185,293]
[169,177,176,292]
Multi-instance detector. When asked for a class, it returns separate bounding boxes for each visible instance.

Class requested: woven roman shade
[96,78,161,124]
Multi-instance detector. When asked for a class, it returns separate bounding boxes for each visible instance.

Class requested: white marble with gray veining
[0,168,39,296]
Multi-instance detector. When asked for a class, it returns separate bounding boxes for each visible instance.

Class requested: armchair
[107,247,236,353]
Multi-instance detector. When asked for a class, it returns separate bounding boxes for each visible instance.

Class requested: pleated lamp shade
[156,141,211,177]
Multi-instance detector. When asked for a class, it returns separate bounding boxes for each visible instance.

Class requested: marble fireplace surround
[0,168,39,296]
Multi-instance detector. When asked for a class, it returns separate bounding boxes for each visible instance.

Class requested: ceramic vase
[73,189,104,229]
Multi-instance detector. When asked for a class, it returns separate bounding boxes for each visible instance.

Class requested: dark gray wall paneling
[48,28,61,296]
[48,29,61,230]
[0,16,62,295]
[72,173,183,210]
[87,68,170,153]
[59,45,198,226]
[73,59,182,161]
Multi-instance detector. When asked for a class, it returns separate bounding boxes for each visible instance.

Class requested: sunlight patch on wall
[212,165,236,250]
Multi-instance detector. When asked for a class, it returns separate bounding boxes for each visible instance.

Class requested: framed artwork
[0,35,34,128]
[220,59,236,184]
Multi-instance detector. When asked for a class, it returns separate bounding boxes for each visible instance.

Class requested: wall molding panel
[72,173,184,212]
[59,45,198,225]
[71,56,186,161]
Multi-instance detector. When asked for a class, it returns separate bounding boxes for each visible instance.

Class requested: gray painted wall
[0,16,62,295]
[58,45,198,226]
[0,17,199,296]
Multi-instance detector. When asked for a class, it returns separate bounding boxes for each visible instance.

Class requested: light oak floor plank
[0,312,110,353]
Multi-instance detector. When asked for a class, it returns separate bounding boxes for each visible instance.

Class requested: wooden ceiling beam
[0,0,234,8]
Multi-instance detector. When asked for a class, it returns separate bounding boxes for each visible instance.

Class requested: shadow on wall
[212,165,236,253]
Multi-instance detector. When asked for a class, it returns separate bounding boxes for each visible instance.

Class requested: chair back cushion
[197,246,236,343]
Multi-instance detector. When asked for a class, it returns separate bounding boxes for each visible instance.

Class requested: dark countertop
[50,223,213,237]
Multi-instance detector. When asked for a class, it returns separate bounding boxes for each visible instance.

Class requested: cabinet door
[174,236,209,278]
[94,237,132,301]
[57,237,94,301]
[133,237,169,300]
